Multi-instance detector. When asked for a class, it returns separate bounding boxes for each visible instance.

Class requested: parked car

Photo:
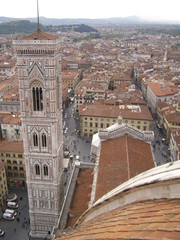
[5,209,17,216]
[7,201,18,209]
[3,212,15,220]
[0,229,4,236]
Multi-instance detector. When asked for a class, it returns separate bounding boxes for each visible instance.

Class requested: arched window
[32,82,43,111]
[43,165,48,176]
[42,133,47,148]
[35,164,40,175]
[33,133,38,147]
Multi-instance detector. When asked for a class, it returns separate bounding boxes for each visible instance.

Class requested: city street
[0,187,30,240]
[151,121,170,166]
[63,102,91,163]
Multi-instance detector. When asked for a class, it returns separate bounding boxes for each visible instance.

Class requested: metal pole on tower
[37,0,40,31]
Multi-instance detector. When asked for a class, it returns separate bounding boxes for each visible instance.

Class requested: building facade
[13,30,64,238]
[79,104,153,138]
[0,140,25,187]
[0,162,8,208]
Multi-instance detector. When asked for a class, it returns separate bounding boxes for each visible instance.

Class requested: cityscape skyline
[0,0,180,23]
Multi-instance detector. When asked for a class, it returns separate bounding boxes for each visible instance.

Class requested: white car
[7,201,18,209]
[5,209,17,216]
[0,229,4,236]
[3,212,15,220]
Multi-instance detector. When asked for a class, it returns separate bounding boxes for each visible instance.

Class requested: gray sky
[1,0,180,22]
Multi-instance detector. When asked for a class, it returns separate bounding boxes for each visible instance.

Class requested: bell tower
[13,29,64,238]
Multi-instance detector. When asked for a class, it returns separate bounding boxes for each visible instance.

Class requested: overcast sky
[1,0,180,22]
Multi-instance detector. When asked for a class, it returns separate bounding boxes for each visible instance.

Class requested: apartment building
[75,80,106,113]
[163,110,180,140]
[79,103,153,137]
[0,85,20,112]
[62,70,80,89]
[0,141,25,187]
[0,162,8,208]
[169,130,180,161]
[0,113,22,141]
[146,82,178,114]
[0,59,16,77]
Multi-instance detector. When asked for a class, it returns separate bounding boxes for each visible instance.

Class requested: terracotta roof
[66,168,94,228]
[79,103,153,121]
[22,29,57,40]
[147,82,178,97]
[0,113,21,125]
[95,135,155,201]
[2,86,19,101]
[165,111,180,124]
[58,198,180,240]
[0,140,24,153]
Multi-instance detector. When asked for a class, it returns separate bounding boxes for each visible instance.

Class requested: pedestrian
[17,217,19,222]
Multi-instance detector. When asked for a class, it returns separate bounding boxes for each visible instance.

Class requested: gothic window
[33,133,38,147]
[42,133,47,148]
[43,165,48,176]
[32,81,43,111]
[35,164,40,175]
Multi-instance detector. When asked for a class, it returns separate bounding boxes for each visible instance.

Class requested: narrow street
[63,102,91,163]
[151,121,171,166]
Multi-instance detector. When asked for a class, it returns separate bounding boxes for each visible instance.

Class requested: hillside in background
[0,20,98,34]
[1,15,180,26]
[0,20,44,34]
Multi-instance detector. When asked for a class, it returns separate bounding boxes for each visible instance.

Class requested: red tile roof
[147,82,178,97]
[22,29,57,40]
[58,198,180,240]
[66,168,94,228]
[95,135,155,201]
[79,103,153,121]
[0,140,24,153]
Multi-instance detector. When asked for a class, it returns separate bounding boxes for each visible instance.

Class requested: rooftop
[95,135,155,202]
[22,29,57,41]
[57,161,180,240]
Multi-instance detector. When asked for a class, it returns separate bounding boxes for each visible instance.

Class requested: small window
[32,85,43,111]
[43,165,48,176]
[42,133,47,148]
[33,133,38,147]
[35,164,40,175]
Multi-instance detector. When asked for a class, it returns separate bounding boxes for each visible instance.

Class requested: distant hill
[0,20,98,34]
[1,15,179,26]
[0,16,145,26]
[0,20,44,34]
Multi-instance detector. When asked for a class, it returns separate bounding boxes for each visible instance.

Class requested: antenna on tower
[37,0,40,32]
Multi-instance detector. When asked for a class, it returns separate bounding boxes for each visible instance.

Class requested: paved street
[63,102,91,163]
[151,121,170,166]
[0,186,30,240]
